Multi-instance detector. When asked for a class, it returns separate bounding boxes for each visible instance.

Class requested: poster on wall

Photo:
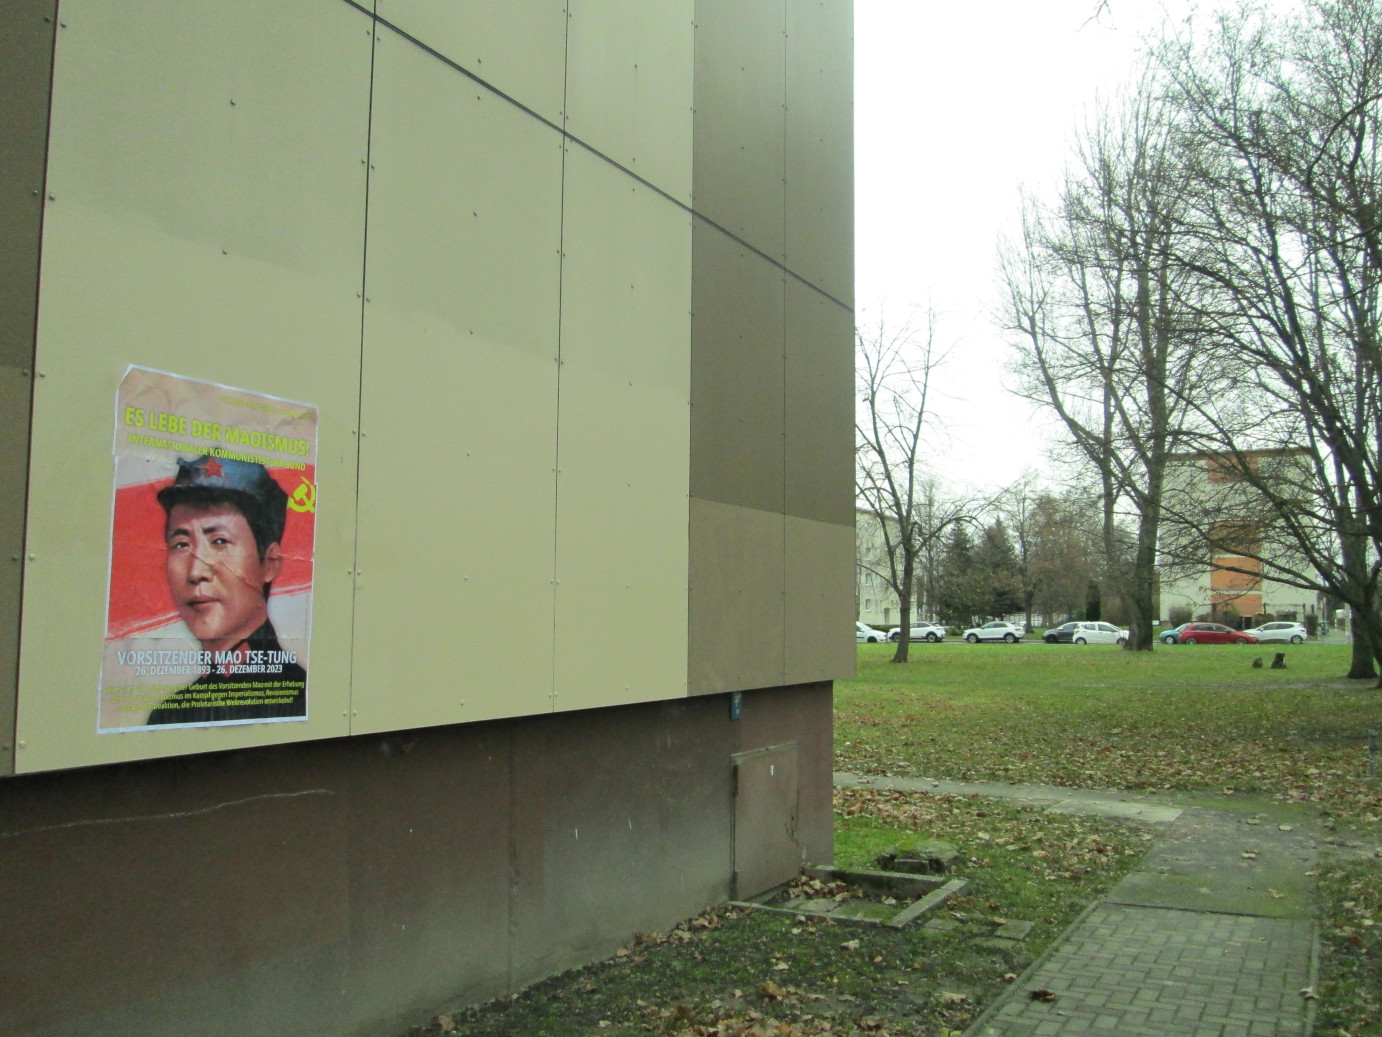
[98,367,318,731]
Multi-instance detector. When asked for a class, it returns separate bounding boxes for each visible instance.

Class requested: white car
[963,621,1024,643]
[887,622,947,643]
[1243,621,1307,644]
[1069,621,1129,645]
[856,622,886,643]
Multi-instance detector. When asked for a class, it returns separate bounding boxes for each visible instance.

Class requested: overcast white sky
[854,0,1192,493]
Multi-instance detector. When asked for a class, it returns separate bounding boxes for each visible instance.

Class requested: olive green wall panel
[565,0,694,206]
[15,0,371,774]
[784,516,855,684]
[688,498,786,696]
[785,278,854,526]
[0,0,56,776]
[785,0,854,306]
[692,0,786,260]
[689,219,785,515]
[377,0,568,126]
[352,30,563,734]
[0,0,54,372]
[554,146,691,713]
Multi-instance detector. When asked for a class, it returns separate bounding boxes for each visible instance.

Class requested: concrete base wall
[0,684,832,1037]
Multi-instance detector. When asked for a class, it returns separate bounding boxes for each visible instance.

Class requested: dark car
[1172,622,1258,645]
[1043,621,1080,644]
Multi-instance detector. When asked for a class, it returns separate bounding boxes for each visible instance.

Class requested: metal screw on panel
[18,741,26,749]
[47,193,55,201]
[28,553,35,560]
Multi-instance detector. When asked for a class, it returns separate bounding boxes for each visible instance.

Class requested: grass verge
[401,642,1382,1035]
[405,789,1151,1037]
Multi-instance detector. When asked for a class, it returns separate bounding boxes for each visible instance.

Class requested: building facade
[0,3,854,1034]
[1160,451,1324,625]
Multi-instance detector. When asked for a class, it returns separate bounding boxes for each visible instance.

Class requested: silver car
[1243,621,1307,644]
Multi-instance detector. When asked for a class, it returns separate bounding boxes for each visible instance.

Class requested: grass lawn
[840,640,1382,829]
[841,640,1382,1036]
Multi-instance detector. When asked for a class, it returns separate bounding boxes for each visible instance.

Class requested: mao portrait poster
[99,367,318,732]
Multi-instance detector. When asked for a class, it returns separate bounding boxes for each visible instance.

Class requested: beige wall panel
[352,32,563,733]
[688,498,786,695]
[690,220,785,514]
[554,148,691,712]
[784,515,855,684]
[377,0,568,125]
[14,0,372,774]
[692,0,786,258]
[784,0,854,305]
[785,279,855,525]
[565,0,694,205]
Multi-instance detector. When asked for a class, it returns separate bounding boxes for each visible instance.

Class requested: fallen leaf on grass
[1029,988,1059,1002]
[1269,889,1285,899]
[939,991,969,1004]
[841,939,861,951]
[772,960,790,971]
[433,1016,456,1033]
[1242,852,1259,860]
[758,980,787,1000]
[1299,986,1318,1000]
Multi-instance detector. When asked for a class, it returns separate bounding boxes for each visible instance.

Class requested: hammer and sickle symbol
[288,478,316,514]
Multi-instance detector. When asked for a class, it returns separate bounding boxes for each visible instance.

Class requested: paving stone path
[834,774,1321,1037]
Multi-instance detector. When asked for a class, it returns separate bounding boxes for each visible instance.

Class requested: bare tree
[856,312,967,661]
[1154,0,1382,681]
[998,70,1214,650]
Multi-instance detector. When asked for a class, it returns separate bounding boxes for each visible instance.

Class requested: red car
[1173,623,1258,645]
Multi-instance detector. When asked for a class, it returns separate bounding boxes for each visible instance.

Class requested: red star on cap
[199,458,224,478]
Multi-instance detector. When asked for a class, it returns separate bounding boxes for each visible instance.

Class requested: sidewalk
[835,774,1320,1037]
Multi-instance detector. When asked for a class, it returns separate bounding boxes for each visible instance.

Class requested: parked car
[856,622,885,644]
[1159,623,1191,645]
[1068,621,1129,645]
[963,621,1024,643]
[1171,622,1258,645]
[1042,622,1080,644]
[1242,621,1307,644]
[888,622,947,643]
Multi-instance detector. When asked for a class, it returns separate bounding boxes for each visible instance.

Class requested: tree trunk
[1347,620,1377,680]
[891,558,914,664]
